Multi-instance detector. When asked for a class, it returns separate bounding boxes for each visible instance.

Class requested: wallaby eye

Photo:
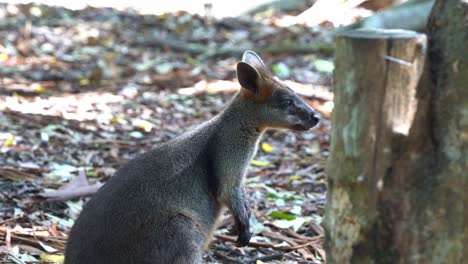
[281,99,294,107]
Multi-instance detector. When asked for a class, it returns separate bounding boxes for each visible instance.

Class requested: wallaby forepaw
[235,230,251,247]
[226,225,238,236]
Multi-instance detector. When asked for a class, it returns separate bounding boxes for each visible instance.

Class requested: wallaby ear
[237,62,260,94]
[242,50,267,71]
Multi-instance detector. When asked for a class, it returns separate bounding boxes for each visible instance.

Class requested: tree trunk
[331,0,435,35]
[323,0,467,263]
[358,0,434,31]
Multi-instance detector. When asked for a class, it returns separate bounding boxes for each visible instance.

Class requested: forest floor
[0,2,342,263]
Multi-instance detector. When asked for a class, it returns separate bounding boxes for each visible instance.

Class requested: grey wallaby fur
[65,51,320,264]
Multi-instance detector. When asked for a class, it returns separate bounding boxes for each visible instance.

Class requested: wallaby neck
[217,92,265,144]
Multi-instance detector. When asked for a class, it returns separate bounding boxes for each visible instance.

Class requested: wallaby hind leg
[144,213,205,264]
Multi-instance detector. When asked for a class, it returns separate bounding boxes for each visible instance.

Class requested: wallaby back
[65,51,319,264]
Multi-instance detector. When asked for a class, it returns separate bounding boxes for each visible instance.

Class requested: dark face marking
[251,78,320,131]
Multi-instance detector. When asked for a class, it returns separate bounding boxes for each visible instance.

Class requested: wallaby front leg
[227,189,251,247]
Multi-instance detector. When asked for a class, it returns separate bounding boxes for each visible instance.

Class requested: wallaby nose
[310,112,320,125]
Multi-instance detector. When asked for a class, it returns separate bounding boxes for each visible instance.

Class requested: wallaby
[65,51,320,264]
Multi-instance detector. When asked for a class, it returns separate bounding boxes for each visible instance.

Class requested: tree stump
[324,0,468,262]
[323,28,427,264]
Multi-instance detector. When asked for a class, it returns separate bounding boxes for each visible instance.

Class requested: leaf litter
[0,2,335,263]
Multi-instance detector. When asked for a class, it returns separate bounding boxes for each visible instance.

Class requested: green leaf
[40,253,64,263]
[271,63,291,78]
[269,211,296,220]
[250,160,270,167]
[261,142,274,153]
[314,59,334,73]
[267,191,305,201]
[86,169,97,177]
[186,56,201,66]
[289,175,302,180]
[193,111,203,118]
[266,193,280,199]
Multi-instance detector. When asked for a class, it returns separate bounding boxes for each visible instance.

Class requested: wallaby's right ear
[237,62,260,94]
[242,50,267,71]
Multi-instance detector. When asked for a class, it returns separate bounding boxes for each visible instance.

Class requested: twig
[136,38,334,57]
[0,215,25,225]
[213,251,244,264]
[6,253,25,264]
[286,253,321,264]
[282,228,323,241]
[247,252,284,263]
[261,230,317,260]
[214,234,320,251]
[212,245,284,264]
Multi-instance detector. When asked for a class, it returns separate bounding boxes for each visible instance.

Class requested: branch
[135,38,334,57]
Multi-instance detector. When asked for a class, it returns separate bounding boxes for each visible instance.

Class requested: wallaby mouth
[292,124,311,131]
[292,121,318,131]
[293,111,320,131]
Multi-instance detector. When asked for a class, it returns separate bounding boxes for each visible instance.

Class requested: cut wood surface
[329,0,435,36]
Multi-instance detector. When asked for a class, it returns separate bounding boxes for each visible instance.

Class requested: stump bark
[323,0,468,262]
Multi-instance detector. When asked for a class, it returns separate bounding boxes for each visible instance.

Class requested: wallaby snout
[298,96,320,128]
[287,96,320,131]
